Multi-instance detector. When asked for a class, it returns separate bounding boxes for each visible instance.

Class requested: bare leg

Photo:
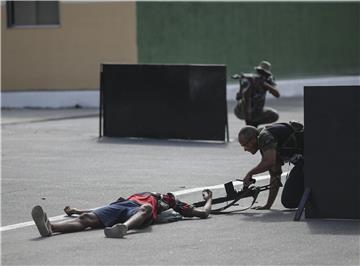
[104,204,153,238]
[123,204,153,230]
[52,213,102,234]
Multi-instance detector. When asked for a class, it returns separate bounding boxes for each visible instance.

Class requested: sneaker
[31,205,52,237]
[104,223,128,238]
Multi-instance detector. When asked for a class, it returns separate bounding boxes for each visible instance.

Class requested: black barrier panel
[100,64,228,141]
[304,86,360,219]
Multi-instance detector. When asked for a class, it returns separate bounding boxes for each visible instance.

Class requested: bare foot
[64,206,78,216]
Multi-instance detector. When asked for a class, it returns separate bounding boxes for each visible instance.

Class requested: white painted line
[0,172,288,232]
[0,215,68,232]
[172,172,286,196]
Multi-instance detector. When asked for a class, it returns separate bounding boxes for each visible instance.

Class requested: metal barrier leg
[294,187,311,221]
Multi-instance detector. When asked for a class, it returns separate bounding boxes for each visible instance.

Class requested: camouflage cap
[254,60,272,76]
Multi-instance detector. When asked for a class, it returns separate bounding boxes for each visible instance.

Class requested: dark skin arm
[184,189,213,219]
[242,86,252,124]
[263,82,280,98]
[245,148,282,210]
[253,173,281,210]
[243,148,277,187]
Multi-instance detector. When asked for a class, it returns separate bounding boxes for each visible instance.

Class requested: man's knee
[139,204,153,218]
[281,166,305,208]
[79,213,99,227]
[234,103,244,120]
[271,112,279,123]
[265,109,279,124]
[281,193,302,209]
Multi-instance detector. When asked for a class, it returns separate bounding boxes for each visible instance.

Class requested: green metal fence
[137,2,359,79]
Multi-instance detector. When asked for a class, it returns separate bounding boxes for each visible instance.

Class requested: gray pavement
[1,108,98,125]
[1,97,359,265]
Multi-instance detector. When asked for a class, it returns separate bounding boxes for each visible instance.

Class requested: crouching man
[238,122,304,210]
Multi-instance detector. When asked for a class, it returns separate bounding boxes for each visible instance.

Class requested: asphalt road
[1,97,359,265]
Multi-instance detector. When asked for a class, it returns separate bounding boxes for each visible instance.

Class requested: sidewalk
[2,75,359,108]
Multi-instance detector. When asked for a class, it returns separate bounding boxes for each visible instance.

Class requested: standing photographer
[233,61,280,127]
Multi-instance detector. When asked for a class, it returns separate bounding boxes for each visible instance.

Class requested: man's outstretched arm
[243,148,277,186]
[187,189,213,219]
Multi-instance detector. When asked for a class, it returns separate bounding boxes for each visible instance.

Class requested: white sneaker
[104,223,128,238]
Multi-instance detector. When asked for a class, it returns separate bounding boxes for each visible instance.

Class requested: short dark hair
[238,126,259,143]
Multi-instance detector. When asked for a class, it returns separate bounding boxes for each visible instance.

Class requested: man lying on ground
[31,189,212,238]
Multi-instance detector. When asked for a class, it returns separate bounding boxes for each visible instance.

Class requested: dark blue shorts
[92,200,141,227]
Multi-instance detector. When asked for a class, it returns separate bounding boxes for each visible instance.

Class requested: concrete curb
[2,76,359,108]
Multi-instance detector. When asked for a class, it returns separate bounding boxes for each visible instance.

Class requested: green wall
[137,2,359,79]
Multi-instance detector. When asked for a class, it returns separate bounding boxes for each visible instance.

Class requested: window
[7,1,60,28]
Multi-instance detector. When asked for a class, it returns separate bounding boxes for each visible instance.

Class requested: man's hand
[202,189,212,201]
[243,173,256,187]
[190,189,213,219]
[264,82,280,98]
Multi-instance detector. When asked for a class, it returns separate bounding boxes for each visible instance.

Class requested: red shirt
[127,192,192,221]
[127,193,159,220]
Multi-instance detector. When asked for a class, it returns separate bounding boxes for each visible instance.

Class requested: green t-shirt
[258,128,277,153]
